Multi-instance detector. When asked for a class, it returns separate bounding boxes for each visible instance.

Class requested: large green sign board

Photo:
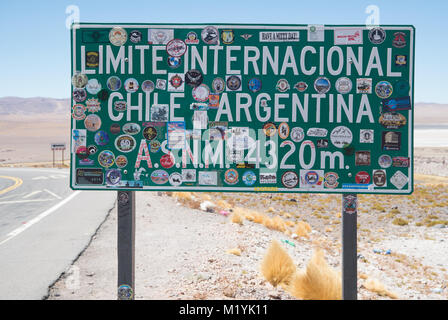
[70,23,414,194]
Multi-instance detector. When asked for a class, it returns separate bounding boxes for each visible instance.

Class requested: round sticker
[84,114,102,132]
[124,78,139,93]
[324,172,339,189]
[330,126,353,148]
[115,155,128,168]
[166,39,187,57]
[276,79,290,92]
[242,171,256,186]
[278,122,290,139]
[87,145,98,155]
[141,80,155,93]
[378,154,392,168]
[201,26,219,44]
[115,135,136,153]
[305,171,320,185]
[169,172,183,186]
[335,77,352,94]
[75,146,89,159]
[94,130,110,146]
[73,88,87,103]
[355,171,371,184]
[185,69,203,87]
[368,27,386,45]
[167,56,181,69]
[212,77,225,93]
[110,123,121,135]
[151,170,169,185]
[314,77,331,94]
[290,127,305,143]
[160,154,175,169]
[109,27,127,46]
[106,169,122,185]
[86,79,102,95]
[72,72,88,89]
[375,81,393,99]
[224,169,239,185]
[97,89,110,101]
[72,104,86,120]
[122,123,141,135]
[282,171,299,188]
[248,78,262,93]
[129,30,142,43]
[263,123,277,137]
[150,140,161,153]
[98,150,115,168]
[192,84,210,102]
[142,126,157,140]
[107,76,122,91]
[226,76,242,91]
[169,74,184,89]
[114,101,127,112]
[294,82,308,92]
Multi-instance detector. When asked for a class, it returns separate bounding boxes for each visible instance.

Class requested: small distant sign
[51,143,66,150]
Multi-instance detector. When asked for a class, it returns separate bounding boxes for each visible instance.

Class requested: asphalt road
[0,167,116,300]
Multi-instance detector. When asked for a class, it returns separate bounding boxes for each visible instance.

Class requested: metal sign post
[117,191,135,300]
[342,194,358,300]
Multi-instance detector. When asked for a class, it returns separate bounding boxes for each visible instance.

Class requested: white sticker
[330,126,353,148]
[390,171,408,190]
[307,25,325,42]
[334,28,363,45]
[198,171,218,185]
[148,29,174,45]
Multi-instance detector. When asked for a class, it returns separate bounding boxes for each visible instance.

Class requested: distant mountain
[0,97,69,115]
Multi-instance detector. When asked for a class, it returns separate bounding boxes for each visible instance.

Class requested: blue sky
[0,0,446,103]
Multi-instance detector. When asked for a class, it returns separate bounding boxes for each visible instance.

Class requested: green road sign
[70,23,415,194]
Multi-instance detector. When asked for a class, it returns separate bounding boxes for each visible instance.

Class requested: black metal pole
[342,194,358,300]
[117,191,135,300]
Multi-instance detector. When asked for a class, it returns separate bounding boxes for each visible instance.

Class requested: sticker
[300,170,324,189]
[248,78,262,93]
[72,104,86,120]
[185,69,203,87]
[199,171,218,185]
[76,168,104,185]
[307,25,324,42]
[97,89,110,101]
[148,29,174,45]
[242,171,257,186]
[141,80,155,93]
[355,171,371,184]
[395,54,407,67]
[390,171,408,190]
[342,194,357,214]
[330,126,353,148]
[151,104,169,122]
[94,130,109,146]
[259,31,299,42]
[294,82,308,92]
[110,123,121,135]
[72,72,88,89]
[73,88,87,103]
[115,155,128,168]
[394,81,410,97]
[392,32,407,48]
[209,121,227,141]
[278,122,290,139]
[375,81,393,99]
[240,34,253,40]
[382,131,401,151]
[117,192,129,205]
[368,27,386,45]
[263,122,276,137]
[79,158,94,166]
[129,30,142,43]
[334,28,363,45]
[356,78,372,94]
[82,30,109,43]
[86,79,102,95]
[115,135,136,153]
[324,172,339,189]
[114,101,127,112]
[355,151,371,166]
[109,27,127,46]
[185,32,199,44]
[382,96,411,112]
[124,78,139,93]
[106,169,122,186]
[226,75,242,91]
[226,148,245,163]
[166,39,187,57]
[212,77,225,93]
[151,170,169,185]
[335,77,352,94]
[75,146,89,160]
[107,76,122,91]
[208,94,220,108]
[281,171,299,188]
[167,56,181,69]
[193,110,208,129]
[290,127,305,143]
[192,84,210,102]
[150,140,161,153]
[156,79,167,90]
[160,154,175,169]
[379,113,407,129]
[87,145,98,155]
[182,169,197,182]
[307,128,327,137]
[168,73,185,92]
[260,172,276,184]
[122,123,141,135]
[86,51,99,68]
[143,126,157,140]
[86,98,101,112]
[169,172,183,186]
[360,129,374,143]
[98,150,115,168]
[392,157,410,168]
[167,122,186,149]
[190,102,208,111]
[201,26,219,45]
[224,169,239,185]
[317,139,328,148]
[221,30,234,44]
[378,154,392,168]
[276,79,290,92]
[373,170,387,187]
[314,77,331,94]
[84,114,102,132]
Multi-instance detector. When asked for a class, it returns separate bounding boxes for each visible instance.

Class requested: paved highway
[0,167,116,300]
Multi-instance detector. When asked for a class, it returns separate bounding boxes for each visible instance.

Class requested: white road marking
[22,190,42,199]
[0,191,81,246]
[0,199,55,205]
[32,176,49,180]
[43,189,62,199]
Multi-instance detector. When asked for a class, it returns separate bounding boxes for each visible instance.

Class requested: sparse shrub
[363,278,398,299]
[392,218,409,226]
[295,221,311,238]
[261,240,296,287]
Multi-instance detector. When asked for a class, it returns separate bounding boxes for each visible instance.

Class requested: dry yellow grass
[295,221,312,238]
[226,248,241,256]
[363,278,398,299]
[216,199,232,210]
[288,249,341,300]
[263,216,287,232]
[230,211,244,225]
[260,240,296,287]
